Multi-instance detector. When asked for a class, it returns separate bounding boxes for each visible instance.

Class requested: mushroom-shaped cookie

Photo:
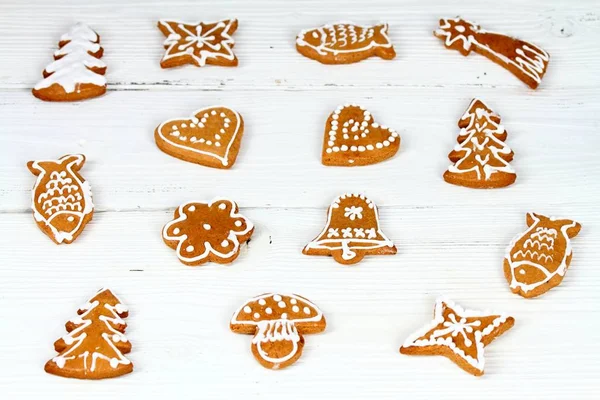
[230,293,326,370]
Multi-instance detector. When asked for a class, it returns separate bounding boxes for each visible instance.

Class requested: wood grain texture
[0,0,599,399]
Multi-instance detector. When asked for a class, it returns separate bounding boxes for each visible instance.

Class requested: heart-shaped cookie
[155,106,244,169]
[322,104,400,166]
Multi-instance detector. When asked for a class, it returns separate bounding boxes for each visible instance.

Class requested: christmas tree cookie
[444,99,516,189]
[33,23,107,101]
[45,289,133,379]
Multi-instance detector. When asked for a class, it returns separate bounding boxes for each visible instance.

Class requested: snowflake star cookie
[303,193,396,265]
[158,19,238,68]
[162,198,254,266]
[323,104,400,166]
[400,298,514,376]
[435,17,549,89]
[155,106,244,169]
[444,98,516,189]
[504,213,581,298]
[230,293,326,370]
[27,154,93,244]
[33,23,107,101]
[44,288,133,379]
[296,23,395,64]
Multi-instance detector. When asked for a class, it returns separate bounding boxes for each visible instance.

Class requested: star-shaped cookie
[157,19,238,68]
[400,298,514,376]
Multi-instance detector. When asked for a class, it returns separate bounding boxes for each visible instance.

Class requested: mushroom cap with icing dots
[230,293,325,335]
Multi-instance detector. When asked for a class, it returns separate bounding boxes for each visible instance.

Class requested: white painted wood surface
[0,0,599,399]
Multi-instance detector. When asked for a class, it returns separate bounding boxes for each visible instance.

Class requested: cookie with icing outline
[33,23,107,101]
[400,297,514,376]
[155,106,244,169]
[303,193,396,264]
[504,213,581,298]
[296,23,395,64]
[158,19,238,68]
[162,198,254,266]
[322,104,400,166]
[444,98,516,189]
[45,288,133,380]
[434,17,549,89]
[230,293,326,370]
[27,154,94,244]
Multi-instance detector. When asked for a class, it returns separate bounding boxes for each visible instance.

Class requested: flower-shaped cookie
[162,198,254,266]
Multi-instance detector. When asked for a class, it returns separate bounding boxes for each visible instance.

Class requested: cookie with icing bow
[230,293,326,370]
[296,23,396,64]
[162,198,254,266]
[434,17,549,89]
[155,106,244,169]
[504,213,581,298]
[303,193,396,264]
[322,104,400,166]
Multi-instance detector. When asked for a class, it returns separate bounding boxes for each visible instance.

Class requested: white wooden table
[0,0,599,398]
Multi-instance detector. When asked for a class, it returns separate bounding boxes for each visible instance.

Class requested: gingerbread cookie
[296,23,395,64]
[400,298,514,376]
[158,19,238,68]
[162,198,253,266]
[322,104,400,166]
[155,106,244,169]
[435,17,549,89]
[444,98,516,189]
[27,154,93,244]
[45,288,133,379]
[504,213,581,298]
[303,193,396,264]
[33,23,107,101]
[230,293,326,370]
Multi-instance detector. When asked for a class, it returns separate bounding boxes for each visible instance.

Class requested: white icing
[435,18,549,86]
[156,106,242,167]
[296,23,392,56]
[159,19,237,67]
[29,154,93,243]
[34,23,106,93]
[162,198,253,264]
[401,297,511,373]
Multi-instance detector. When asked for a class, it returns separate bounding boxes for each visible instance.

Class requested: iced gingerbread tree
[32,23,107,101]
[44,288,133,379]
[443,99,516,189]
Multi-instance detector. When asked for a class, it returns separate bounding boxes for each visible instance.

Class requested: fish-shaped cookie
[296,23,396,64]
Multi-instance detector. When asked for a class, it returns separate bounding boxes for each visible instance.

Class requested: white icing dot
[211,110,217,115]
[203,224,211,230]
[350,146,357,151]
[188,205,196,212]
[331,120,338,126]
[172,125,177,130]
[206,140,212,145]
[190,136,197,142]
[258,299,266,305]
[281,313,288,319]
[278,301,286,308]
[292,306,300,312]
[303,307,311,314]
[243,306,252,313]
[215,134,221,140]
[383,140,390,147]
[332,146,340,152]
[220,112,226,117]
[218,203,227,210]
[342,128,348,133]
[201,118,207,123]
[186,245,194,252]
[366,144,374,150]
[328,141,334,146]
[376,143,383,149]
[273,294,282,301]
[67,216,74,222]
[456,25,466,33]
[519,269,526,275]
[173,228,180,235]
[203,113,209,118]
[265,307,272,314]
[171,131,180,137]
[235,220,243,227]
[221,240,229,247]
[326,148,332,153]
[389,136,395,143]
[341,145,348,151]
[343,134,350,139]
[358,146,366,152]
[353,135,359,140]
[290,298,297,304]
[253,312,260,319]
[215,142,221,147]
[199,138,205,143]
[190,123,196,128]
[225,118,231,123]
[372,123,379,128]
[181,123,187,128]
[224,124,230,129]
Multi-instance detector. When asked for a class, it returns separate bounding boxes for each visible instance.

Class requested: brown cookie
[435,17,549,89]
[444,98,516,189]
[230,293,326,370]
[296,23,395,64]
[27,154,94,244]
[155,106,244,169]
[162,198,254,266]
[400,298,514,376]
[33,23,107,101]
[322,104,400,166]
[303,193,396,264]
[158,19,238,68]
[504,213,581,298]
[45,289,133,380]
